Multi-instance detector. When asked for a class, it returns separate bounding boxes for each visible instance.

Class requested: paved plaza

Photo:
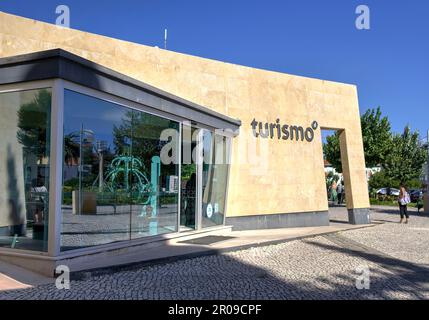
[1,206,428,300]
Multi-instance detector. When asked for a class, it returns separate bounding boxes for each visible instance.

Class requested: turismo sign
[251,119,319,142]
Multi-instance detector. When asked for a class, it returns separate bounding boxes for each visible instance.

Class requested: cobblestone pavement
[1,206,428,300]
[342,206,429,266]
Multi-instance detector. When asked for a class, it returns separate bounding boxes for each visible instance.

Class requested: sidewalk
[1,207,376,290]
[66,219,376,279]
[0,260,53,291]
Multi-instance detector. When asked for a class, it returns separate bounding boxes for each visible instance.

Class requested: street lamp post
[97,140,108,192]
[77,125,94,214]
[421,130,429,213]
[78,124,83,214]
[426,130,429,213]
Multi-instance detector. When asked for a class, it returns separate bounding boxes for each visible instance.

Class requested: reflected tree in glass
[0,89,51,251]
[17,90,51,163]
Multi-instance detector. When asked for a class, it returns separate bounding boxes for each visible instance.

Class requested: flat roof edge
[0,49,242,129]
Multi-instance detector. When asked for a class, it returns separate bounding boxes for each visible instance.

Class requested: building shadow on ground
[373,207,427,218]
[306,238,429,295]
[0,236,428,300]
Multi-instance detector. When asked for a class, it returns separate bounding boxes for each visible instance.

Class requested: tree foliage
[324,106,427,189]
[323,107,392,172]
[368,171,399,191]
[112,110,179,177]
[63,132,80,165]
[17,89,51,161]
[323,133,341,172]
[368,170,422,191]
[383,126,427,184]
[360,107,393,167]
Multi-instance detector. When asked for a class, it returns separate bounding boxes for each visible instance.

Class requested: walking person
[330,180,338,203]
[31,175,48,224]
[337,181,343,205]
[398,182,411,224]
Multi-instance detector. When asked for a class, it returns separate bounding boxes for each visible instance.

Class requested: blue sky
[1,0,428,137]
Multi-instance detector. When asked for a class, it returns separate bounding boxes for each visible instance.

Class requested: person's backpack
[400,191,411,205]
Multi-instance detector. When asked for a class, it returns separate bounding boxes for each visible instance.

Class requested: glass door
[180,125,231,231]
[180,124,198,231]
[201,130,230,228]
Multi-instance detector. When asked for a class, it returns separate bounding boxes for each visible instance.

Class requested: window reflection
[201,131,230,228]
[61,90,179,251]
[0,89,51,252]
[180,126,198,231]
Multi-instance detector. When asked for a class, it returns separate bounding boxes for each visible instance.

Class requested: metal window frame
[48,79,64,256]
[196,128,204,231]
[0,79,56,257]
[223,136,233,226]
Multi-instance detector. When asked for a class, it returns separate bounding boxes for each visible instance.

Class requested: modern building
[0,12,370,276]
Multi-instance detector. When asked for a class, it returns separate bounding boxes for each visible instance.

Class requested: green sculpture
[150,156,161,216]
[104,155,152,204]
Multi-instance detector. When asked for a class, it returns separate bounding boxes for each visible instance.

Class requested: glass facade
[0,84,231,254]
[0,89,51,252]
[61,90,180,251]
[180,125,198,231]
[201,131,230,228]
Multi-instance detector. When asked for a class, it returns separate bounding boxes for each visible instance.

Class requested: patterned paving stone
[1,206,428,300]
[341,206,429,266]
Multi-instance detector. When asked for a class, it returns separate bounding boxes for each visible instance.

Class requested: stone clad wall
[0,11,370,218]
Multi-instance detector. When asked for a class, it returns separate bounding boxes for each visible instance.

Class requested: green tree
[383,126,427,184]
[323,107,392,172]
[368,170,399,191]
[181,164,196,181]
[112,110,179,177]
[113,110,174,159]
[17,89,51,162]
[361,107,393,167]
[63,132,80,165]
[323,133,341,172]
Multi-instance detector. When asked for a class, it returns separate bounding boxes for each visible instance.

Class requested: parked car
[409,189,423,202]
[376,187,400,197]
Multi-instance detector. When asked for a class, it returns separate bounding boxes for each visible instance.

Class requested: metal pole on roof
[164,29,168,50]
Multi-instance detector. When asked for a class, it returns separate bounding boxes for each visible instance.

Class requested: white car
[376,187,400,196]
